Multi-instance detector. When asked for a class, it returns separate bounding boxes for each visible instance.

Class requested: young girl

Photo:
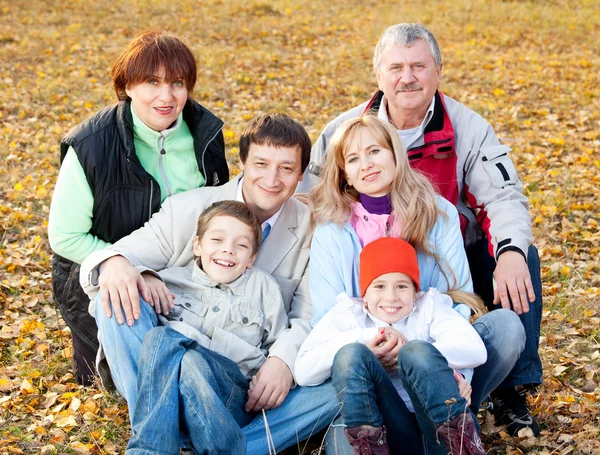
[295,237,487,455]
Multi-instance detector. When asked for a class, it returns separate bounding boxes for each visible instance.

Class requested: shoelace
[357,436,372,455]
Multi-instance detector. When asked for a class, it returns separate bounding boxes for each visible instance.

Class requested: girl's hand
[141,272,175,315]
[454,370,472,406]
[382,327,408,345]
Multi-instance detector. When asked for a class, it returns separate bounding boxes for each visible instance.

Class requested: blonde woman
[308,115,525,455]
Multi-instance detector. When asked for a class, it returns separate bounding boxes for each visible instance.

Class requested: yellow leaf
[14,182,23,191]
[55,415,77,428]
[84,101,93,109]
[20,379,33,391]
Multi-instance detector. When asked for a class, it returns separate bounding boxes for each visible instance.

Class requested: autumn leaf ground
[1,0,599,453]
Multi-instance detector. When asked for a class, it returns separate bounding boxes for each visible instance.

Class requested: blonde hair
[311,114,443,264]
[445,290,488,320]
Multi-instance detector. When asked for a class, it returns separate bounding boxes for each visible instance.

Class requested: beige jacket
[80,175,312,375]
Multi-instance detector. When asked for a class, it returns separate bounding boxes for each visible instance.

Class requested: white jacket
[294,289,487,412]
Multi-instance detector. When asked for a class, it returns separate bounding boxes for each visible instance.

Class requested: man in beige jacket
[80,114,338,455]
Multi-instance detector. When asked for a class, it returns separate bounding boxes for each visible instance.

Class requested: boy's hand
[141,272,175,315]
[98,255,150,326]
[454,370,472,406]
[246,357,293,412]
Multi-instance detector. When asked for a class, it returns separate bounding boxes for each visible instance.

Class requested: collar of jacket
[363,89,448,136]
[115,98,224,162]
[191,260,252,296]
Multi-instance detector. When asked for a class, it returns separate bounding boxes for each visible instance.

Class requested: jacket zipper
[201,125,223,185]
[148,180,154,221]
[157,134,173,198]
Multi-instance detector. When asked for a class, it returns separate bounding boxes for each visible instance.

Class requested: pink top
[350,202,402,247]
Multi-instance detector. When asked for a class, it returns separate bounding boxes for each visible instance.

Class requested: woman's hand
[454,370,472,406]
[141,272,175,315]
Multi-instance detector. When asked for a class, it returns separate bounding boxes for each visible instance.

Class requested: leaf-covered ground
[1,0,599,453]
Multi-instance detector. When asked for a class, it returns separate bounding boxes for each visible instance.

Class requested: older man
[299,23,542,436]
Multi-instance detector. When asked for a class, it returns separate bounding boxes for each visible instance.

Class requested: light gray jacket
[141,262,288,378]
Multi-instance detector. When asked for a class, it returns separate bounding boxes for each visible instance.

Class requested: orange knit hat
[359,237,420,296]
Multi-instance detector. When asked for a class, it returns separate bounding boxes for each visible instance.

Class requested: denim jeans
[95,293,341,454]
[332,342,475,455]
[126,326,252,455]
[467,241,543,387]
[324,309,526,455]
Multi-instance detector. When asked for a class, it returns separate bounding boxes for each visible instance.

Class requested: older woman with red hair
[49,29,228,385]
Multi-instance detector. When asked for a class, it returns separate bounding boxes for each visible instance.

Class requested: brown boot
[344,425,389,455]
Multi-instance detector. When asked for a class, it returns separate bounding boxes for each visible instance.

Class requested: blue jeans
[467,241,543,387]
[126,327,252,455]
[332,342,474,455]
[325,309,526,455]
[95,294,340,454]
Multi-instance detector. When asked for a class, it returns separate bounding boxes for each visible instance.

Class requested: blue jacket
[309,196,472,326]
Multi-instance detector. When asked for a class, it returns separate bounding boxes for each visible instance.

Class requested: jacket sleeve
[294,303,369,386]
[428,294,487,369]
[260,278,291,359]
[455,106,532,260]
[308,225,357,325]
[428,198,473,292]
[48,147,110,263]
[266,258,312,376]
[79,195,190,301]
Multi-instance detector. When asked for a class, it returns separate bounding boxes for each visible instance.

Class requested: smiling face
[240,143,304,223]
[125,67,188,132]
[343,127,396,197]
[376,40,442,127]
[364,272,417,324]
[193,215,257,284]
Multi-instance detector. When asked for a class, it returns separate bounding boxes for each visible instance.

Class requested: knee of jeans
[476,309,525,356]
[142,325,170,346]
[332,343,371,375]
[398,340,436,371]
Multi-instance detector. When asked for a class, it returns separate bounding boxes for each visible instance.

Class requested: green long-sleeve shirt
[48,105,206,264]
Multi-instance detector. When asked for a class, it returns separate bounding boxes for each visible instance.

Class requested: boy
[125,200,288,454]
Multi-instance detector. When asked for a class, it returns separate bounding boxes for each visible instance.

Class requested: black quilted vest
[51,98,228,350]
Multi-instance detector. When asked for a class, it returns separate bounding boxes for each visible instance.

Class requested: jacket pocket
[164,294,208,327]
[480,145,518,188]
[229,302,264,346]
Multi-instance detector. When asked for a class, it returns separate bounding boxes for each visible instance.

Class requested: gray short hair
[373,23,442,73]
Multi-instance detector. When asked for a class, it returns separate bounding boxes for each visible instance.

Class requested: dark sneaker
[436,411,486,455]
[491,387,540,437]
[344,425,389,455]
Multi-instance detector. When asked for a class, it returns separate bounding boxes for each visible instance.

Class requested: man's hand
[98,255,150,326]
[246,357,293,412]
[141,272,175,315]
[453,370,472,406]
[493,250,534,314]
